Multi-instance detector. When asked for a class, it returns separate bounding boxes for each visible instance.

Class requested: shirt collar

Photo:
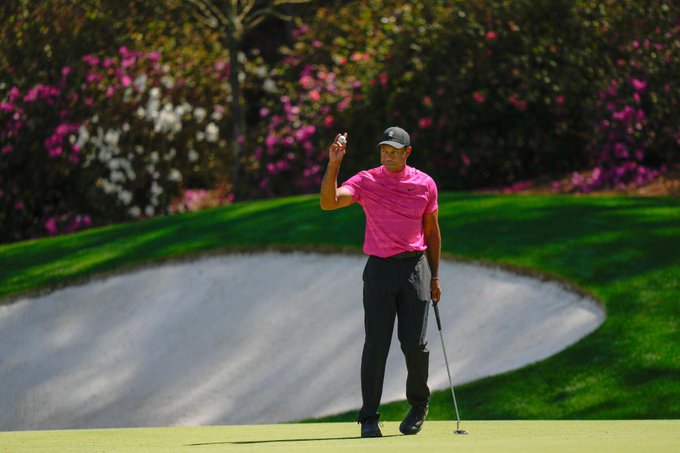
[381,165,410,180]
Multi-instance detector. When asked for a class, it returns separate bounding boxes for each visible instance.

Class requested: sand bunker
[0,252,604,430]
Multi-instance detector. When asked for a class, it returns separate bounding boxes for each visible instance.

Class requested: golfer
[320,126,441,438]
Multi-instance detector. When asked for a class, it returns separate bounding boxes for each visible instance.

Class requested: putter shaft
[433,302,468,434]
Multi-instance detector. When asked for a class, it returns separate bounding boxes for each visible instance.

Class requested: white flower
[161,75,174,89]
[164,148,176,160]
[205,123,219,142]
[97,178,117,194]
[150,87,161,99]
[155,104,182,136]
[150,151,159,163]
[134,74,148,92]
[122,123,130,132]
[135,145,144,154]
[76,125,90,147]
[168,169,182,182]
[196,131,205,142]
[105,129,120,146]
[108,158,121,170]
[136,107,146,119]
[193,107,207,123]
[263,78,277,93]
[129,206,141,218]
[110,171,125,183]
[151,181,163,196]
[145,206,155,217]
[98,149,112,162]
[188,149,199,162]
[118,190,133,205]
[255,65,268,78]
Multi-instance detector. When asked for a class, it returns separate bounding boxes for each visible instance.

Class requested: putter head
[454,429,468,435]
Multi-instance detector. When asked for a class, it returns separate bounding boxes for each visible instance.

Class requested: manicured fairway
[1,421,678,453]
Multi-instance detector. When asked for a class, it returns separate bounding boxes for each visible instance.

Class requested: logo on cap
[377,126,410,149]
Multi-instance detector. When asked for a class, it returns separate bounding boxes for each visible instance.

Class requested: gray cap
[377,126,410,149]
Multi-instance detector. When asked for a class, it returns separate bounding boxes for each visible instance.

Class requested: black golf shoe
[359,415,382,438]
[399,404,429,435]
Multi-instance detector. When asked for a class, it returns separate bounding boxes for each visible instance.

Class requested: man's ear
[405,146,412,159]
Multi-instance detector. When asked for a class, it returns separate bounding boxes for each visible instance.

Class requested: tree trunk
[228,41,245,199]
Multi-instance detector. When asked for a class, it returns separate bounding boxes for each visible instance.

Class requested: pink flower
[300,75,315,89]
[612,106,634,121]
[121,75,132,87]
[265,134,277,151]
[614,143,628,158]
[508,95,527,111]
[472,92,486,104]
[147,51,161,62]
[324,115,334,127]
[379,72,388,87]
[45,218,58,235]
[555,95,565,105]
[631,78,647,92]
[485,31,497,41]
[312,40,322,49]
[259,107,269,118]
[86,72,101,84]
[82,54,100,66]
[105,86,115,98]
[9,86,20,101]
[2,145,12,155]
[309,90,321,102]
[14,200,25,210]
[418,118,433,129]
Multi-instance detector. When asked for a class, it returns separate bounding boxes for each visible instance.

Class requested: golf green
[1,420,678,452]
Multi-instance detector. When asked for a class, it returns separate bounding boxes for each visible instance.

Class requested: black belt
[387,251,424,260]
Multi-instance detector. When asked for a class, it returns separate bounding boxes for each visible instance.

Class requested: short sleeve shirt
[340,165,438,258]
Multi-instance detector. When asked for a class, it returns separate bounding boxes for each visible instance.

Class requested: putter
[433,302,468,435]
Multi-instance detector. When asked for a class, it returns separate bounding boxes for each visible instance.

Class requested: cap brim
[377,140,407,149]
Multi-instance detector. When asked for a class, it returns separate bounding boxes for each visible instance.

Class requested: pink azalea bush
[1,46,233,242]
[572,12,679,192]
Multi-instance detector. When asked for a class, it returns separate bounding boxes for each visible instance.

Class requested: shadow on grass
[187,434,400,446]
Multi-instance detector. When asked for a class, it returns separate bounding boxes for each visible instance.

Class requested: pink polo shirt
[341,165,438,258]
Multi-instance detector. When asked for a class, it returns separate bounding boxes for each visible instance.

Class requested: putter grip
[433,303,442,331]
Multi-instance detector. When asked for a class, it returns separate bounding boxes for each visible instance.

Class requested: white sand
[0,252,604,430]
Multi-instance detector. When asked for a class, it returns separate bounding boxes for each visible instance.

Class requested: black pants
[358,254,431,421]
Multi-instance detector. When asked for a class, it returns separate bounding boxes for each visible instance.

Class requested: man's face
[380,144,411,172]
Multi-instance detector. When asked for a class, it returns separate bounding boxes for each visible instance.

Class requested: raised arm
[320,133,354,210]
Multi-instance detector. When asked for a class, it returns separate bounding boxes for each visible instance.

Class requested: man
[320,126,442,438]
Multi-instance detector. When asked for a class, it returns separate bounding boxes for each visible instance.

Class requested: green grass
[1,193,678,421]
[1,421,678,452]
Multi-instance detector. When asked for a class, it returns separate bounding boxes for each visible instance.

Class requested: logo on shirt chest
[402,184,422,195]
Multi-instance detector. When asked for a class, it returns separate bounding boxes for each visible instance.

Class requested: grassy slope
[1,421,679,453]
[0,193,678,421]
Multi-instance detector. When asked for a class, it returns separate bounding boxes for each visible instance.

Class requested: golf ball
[337,136,347,144]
